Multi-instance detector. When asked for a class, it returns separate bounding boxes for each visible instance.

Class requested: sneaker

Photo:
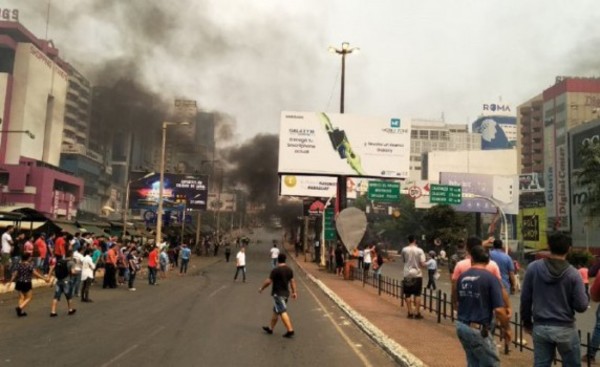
[283,331,295,338]
[19,312,27,317]
[50,313,58,317]
[68,309,77,315]
[129,288,136,291]
[262,326,273,335]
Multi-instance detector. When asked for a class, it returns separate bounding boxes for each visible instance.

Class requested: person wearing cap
[455,245,511,366]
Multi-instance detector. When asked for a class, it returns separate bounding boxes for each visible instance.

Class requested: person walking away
[147,245,159,285]
[584,273,600,363]
[103,243,118,289]
[6,252,50,316]
[49,250,77,317]
[489,239,516,294]
[71,246,84,297]
[448,239,467,274]
[225,244,232,262]
[335,242,345,277]
[363,244,374,276]
[578,264,590,302]
[179,244,191,275]
[270,244,280,268]
[259,253,297,338]
[1,225,15,282]
[80,248,95,302]
[454,245,511,366]
[425,251,438,290]
[127,247,140,291]
[34,233,47,272]
[159,247,169,279]
[401,235,426,319]
[521,232,588,366]
[234,247,246,282]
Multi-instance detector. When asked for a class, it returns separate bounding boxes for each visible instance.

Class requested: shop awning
[81,225,108,236]
[54,220,81,235]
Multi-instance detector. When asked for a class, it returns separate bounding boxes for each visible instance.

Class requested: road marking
[298,276,374,367]
[100,326,165,367]
[208,285,227,298]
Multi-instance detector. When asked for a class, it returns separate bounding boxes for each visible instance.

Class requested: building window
[419,131,428,139]
[430,131,440,140]
[411,130,418,138]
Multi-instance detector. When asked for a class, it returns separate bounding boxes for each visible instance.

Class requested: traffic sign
[367,181,401,202]
[429,184,462,205]
[324,207,337,240]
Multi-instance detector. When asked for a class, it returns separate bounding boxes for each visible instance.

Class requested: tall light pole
[123,171,155,239]
[156,121,190,246]
[329,42,359,114]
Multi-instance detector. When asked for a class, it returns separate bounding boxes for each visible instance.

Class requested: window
[419,131,429,139]
[411,130,418,138]
[430,131,440,140]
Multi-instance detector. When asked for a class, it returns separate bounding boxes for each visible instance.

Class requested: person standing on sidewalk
[225,243,232,262]
[179,243,191,275]
[148,244,159,285]
[259,253,297,338]
[103,243,118,289]
[335,242,345,277]
[1,225,15,282]
[127,247,140,291]
[455,245,511,366]
[425,251,437,290]
[80,248,95,302]
[234,246,247,282]
[521,232,588,366]
[401,235,426,319]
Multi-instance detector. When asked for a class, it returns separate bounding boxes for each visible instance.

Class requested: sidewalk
[287,245,532,367]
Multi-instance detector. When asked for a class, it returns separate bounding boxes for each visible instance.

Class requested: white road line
[208,285,227,298]
[101,326,166,367]
[297,275,374,367]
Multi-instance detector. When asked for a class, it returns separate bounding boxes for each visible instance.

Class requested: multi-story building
[543,76,600,233]
[517,94,544,174]
[409,119,481,180]
[0,20,82,218]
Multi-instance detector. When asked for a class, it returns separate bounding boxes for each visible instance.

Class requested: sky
[3,0,600,142]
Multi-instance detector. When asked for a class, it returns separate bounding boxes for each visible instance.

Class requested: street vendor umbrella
[335,207,367,252]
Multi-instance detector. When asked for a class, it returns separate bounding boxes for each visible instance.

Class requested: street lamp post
[123,172,155,240]
[156,121,190,246]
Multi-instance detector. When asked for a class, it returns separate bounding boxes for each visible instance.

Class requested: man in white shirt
[234,247,246,282]
[401,235,426,319]
[1,225,14,282]
[270,244,280,268]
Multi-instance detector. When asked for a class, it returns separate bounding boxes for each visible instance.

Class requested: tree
[575,143,600,219]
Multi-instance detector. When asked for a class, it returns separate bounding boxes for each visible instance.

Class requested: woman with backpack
[6,252,49,317]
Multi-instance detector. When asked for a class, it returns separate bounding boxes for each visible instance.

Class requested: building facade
[517,94,544,174]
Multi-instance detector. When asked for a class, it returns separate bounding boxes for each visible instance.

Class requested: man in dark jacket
[520,232,588,366]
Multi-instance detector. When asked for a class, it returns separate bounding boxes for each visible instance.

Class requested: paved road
[0,229,395,367]
[379,252,597,335]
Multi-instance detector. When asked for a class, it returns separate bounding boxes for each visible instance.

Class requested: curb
[288,250,426,367]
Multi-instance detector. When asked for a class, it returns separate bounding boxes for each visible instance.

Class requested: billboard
[424,150,518,181]
[440,172,519,215]
[519,173,545,193]
[280,175,337,197]
[207,192,236,212]
[278,111,411,178]
[517,207,548,250]
[472,115,517,150]
[129,173,208,210]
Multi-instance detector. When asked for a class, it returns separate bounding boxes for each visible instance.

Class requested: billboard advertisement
[519,173,545,193]
[517,207,547,250]
[129,173,208,210]
[440,172,519,215]
[278,111,411,178]
[207,192,236,212]
[472,115,517,150]
[280,175,337,197]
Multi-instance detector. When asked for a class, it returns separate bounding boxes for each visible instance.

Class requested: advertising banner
[207,192,236,212]
[280,175,337,197]
[516,207,547,250]
[544,122,556,227]
[129,173,208,210]
[519,173,545,193]
[278,111,411,178]
[440,173,519,215]
[303,198,327,216]
[472,115,517,150]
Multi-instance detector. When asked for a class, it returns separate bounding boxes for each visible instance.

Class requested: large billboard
[472,115,517,150]
[280,175,337,197]
[517,207,548,250]
[129,173,208,210]
[440,172,519,215]
[278,111,411,178]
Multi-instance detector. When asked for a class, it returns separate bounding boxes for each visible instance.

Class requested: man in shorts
[259,253,297,338]
[401,235,426,319]
[49,250,76,317]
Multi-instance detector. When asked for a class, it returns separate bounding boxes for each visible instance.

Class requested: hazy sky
[4,0,600,141]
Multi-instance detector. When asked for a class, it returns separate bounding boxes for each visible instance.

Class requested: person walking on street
[402,235,426,319]
[270,243,280,268]
[148,245,159,285]
[127,247,140,291]
[521,232,588,366]
[225,244,232,262]
[54,232,67,260]
[234,246,246,282]
[179,243,191,275]
[49,250,77,317]
[489,239,516,294]
[71,246,84,297]
[159,246,169,278]
[1,225,15,282]
[259,253,297,338]
[6,252,50,317]
[425,251,438,290]
[584,274,600,363]
[454,245,511,366]
[80,248,95,302]
[34,233,47,272]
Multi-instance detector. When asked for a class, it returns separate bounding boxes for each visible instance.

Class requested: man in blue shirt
[179,244,192,275]
[521,232,588,366]
[455,245,511,366]
[489,239,516,294]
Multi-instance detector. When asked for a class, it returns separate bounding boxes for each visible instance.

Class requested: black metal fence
[344,265,596,366]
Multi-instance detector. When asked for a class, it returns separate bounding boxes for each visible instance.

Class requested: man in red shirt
[54,233,66,260]
[148,245,159,285]
[34,233,47,271]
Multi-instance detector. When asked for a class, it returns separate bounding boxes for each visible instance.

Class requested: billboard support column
[181,203,186,244]
[195,211,202,255]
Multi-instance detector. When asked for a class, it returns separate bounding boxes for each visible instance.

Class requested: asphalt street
[0,229,396,367]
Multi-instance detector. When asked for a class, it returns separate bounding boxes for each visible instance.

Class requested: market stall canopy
[53,220,82,235]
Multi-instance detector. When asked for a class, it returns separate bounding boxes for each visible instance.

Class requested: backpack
[55,259,70,280]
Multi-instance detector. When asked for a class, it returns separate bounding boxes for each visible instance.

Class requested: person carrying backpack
[49,250,76,317]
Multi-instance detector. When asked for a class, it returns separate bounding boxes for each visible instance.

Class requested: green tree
[575,143,600,219]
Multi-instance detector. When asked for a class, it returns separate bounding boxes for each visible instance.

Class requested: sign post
[324,207,336,241]
[429,184,462,205]
[367,181,401,202]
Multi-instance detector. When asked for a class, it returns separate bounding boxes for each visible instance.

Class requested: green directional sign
[367,181,401,202]
[430,184,462,205]
[324,207,337,240]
